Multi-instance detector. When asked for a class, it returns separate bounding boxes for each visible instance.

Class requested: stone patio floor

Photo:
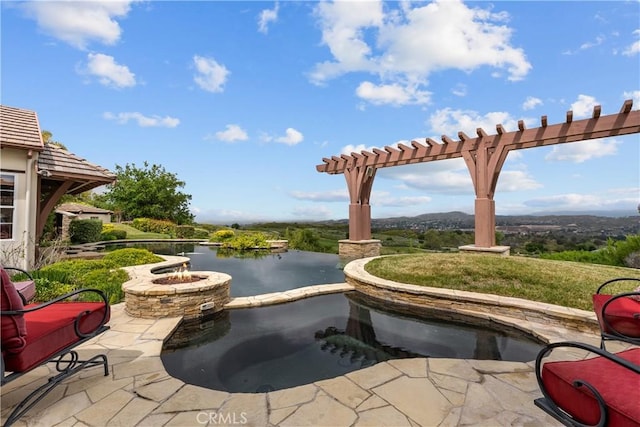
[3,281,628,427]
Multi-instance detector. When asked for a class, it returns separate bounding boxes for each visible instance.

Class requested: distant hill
[314,211,639,235]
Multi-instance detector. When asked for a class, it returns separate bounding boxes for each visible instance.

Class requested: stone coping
[343,256,599,333]
[224,283,355,309]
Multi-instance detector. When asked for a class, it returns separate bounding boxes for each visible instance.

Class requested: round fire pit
[124,270,231,319]
[152,275,206,285]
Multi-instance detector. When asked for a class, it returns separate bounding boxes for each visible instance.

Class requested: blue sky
[2,0,639,224]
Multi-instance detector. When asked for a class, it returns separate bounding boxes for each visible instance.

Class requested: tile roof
[0,105,44,151]
[56,203,113,214]
[38,145,116,193]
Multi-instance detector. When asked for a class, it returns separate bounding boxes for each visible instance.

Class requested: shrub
[220,232,268,250]
[101,229,127,241]
[193,227,211,239]
[132,218,176,236]
[38,259,117,284]
[103,248,164,266]
[540,235,640,267]
[34,278,75,302]
[211,229,235,242]
[176,225,195,238]
[77,268,129,304]
[69,219,103,243]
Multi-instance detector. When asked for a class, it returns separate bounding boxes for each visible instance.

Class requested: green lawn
[365,253,640,310]
[110,223,171,239]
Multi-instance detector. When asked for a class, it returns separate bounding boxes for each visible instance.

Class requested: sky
[1,0,639,224]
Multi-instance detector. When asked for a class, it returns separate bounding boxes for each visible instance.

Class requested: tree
[102,162,194,224]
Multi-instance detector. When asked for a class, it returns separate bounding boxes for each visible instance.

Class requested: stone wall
[343,257,600,335]
[124,271,231,319]
[339,239,382,259]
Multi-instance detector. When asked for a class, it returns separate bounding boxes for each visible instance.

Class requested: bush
[211,229,235,242]
[176,225,195,238]
[541,235,640,267]
[77,268,129,304]
[103,248,164,266]
[38,259,117,283]
[69,219,103,244]
[33,278,75,302]
[132,218,176,236]
[193,227,211,239]
[220,232,268,250]
[100,229,127,241]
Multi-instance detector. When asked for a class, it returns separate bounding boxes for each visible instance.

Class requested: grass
[365,253,640,311]
[109,223,171,239]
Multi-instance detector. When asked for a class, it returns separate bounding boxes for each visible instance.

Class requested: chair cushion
[13,280,36,303]
[541,348,640,426]
[0,268,27,354]
[592,294,640,338]
[2,302,110,373]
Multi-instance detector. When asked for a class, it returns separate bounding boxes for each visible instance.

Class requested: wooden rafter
[317,100,639,174]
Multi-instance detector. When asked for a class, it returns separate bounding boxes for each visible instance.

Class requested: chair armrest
[596,277,640,295]
[2,266,34,280]
[535,341,640,426]
[1,288,110,338]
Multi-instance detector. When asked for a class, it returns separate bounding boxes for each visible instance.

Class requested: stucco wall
[0,148,38,269]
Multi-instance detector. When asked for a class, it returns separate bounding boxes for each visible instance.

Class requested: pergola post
[474,198,496,247]
[339,165,381,259]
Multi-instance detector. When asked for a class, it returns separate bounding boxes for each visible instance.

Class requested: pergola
[317,100,640,251]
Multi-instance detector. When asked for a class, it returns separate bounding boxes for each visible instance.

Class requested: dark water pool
[106,243,346,297]
[161,292,544,393]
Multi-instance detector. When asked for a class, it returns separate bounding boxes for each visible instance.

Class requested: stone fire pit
[123,269,231,319]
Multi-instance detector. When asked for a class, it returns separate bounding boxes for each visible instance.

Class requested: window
[0,174,15,240]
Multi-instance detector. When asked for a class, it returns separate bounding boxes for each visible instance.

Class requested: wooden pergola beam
[317,100,639,174]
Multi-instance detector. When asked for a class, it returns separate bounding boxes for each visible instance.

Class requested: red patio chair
[1,267,111,426]
[592,278,640,350]
[535,341,640,427]
[2,266,36,304]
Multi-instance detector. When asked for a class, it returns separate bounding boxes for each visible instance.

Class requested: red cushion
[14,280,36,303]
[3,302,110,372]
[0,268,27,353]
[542,348,640,426]
[593,294,640,337]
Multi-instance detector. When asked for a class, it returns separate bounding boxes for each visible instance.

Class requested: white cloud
[290,189,348,202]
[523,190,639,212]
[213,124,248,143]
[579,35,605,51]
[84,53,136,88]
[291,205,334,220]
[103,111,180,128]
[371,192,432,207]
[310,0,531,106]
[22,1,136,49]
[622,90,640,107]
[428,108,533,137]
[451,83,467,97]
[495,170,542,192]
[341,144,376,155]
[545,138,620,163]
[570,94,598,118]
[275,128,304,146]
[622,29,640,56]
[258,2,279,34]
[522,96,542,110]
[193,55,229,93]
[356,81,431,106]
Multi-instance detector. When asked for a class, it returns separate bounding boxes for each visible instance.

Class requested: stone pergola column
[339,164,381,258]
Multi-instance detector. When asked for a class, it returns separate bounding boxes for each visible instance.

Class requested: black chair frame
[1,288,110,427]
[594,277,640,349]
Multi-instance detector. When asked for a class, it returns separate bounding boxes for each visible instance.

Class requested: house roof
[38,144,116,193]
[56,203,113,215]
[0,105,44,151]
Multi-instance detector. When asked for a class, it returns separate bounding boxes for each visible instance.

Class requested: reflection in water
[161,292,543,393]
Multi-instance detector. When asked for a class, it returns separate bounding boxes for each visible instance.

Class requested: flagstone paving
[3,291,625,427]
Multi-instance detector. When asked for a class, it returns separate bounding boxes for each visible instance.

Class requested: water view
[106,242,346,297]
